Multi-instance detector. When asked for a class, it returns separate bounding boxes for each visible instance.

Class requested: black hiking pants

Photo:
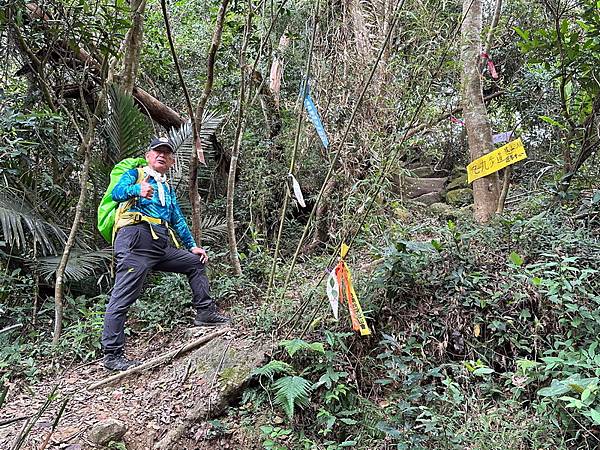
[101,223,212,354]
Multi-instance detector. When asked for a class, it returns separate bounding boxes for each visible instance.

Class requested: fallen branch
[88,329,229,390]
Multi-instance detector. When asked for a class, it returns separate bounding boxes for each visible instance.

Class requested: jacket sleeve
[169,189,197,250]
[111,169,141,202]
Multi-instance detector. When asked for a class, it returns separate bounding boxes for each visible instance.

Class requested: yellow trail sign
[467,138,527,184]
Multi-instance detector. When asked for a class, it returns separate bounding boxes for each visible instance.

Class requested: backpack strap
[111,168,145,243]
[112,168,181,249]
[136,167,145,184]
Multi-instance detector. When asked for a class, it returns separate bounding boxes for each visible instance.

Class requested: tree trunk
[53,105,100,345]
[460,0,499,223]
[133,86,184,129]
[190,0,230,243]
[121,0,147,95]
[348,0,371,62]
[226,2,253,276]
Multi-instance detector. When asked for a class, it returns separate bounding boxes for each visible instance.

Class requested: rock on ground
[445,188,473,206]
[413,192,443,206]
[88,418,127,446]
[399,176,448,198]
[446,173,468,191]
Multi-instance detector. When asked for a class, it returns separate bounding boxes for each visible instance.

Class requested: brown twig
[496,166,511,214]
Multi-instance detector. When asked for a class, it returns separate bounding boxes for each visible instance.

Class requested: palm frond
[169,191,227,245]
[169,112,224,187]
[0,188,66,255]
[106,84,151,164]
[273,375,313,419]
[18,172,71,218]
[198,215,228,244]
[35,249,112,282]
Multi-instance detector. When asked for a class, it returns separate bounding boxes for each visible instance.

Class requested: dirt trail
[1,327,271,449]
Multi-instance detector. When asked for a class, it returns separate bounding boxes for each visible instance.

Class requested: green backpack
[97,157,147,243]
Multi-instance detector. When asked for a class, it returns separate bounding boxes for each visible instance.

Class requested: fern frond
[273,376,313,419]
[280,339,326,358]
[106,84,151,163]
[251,360,295,381]
[35,249,112,282]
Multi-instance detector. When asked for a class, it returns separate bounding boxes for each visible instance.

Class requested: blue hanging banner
[303,87,329,149]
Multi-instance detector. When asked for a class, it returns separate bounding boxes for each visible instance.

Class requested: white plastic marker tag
[326,269,339,320]
[288,173,306,207]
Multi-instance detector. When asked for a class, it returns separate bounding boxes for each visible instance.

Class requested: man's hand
[190,247,208,264]
[140,175,154,199]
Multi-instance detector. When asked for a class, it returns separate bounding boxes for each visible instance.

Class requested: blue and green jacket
[111,169,197,249]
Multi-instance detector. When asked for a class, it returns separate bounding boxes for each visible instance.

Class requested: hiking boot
[194,305,230,327]
[103,353,141,371]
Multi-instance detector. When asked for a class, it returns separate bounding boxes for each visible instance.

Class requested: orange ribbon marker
[332,243,371,336]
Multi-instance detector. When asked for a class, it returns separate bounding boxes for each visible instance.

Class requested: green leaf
[538,379,571,397]
[280,339,325,357]
[106,84,151,164]
[473,367,495,376]
[539,115,568,130]
[376,421,402,438]
[273,376,313,419]
[339,418,358,425]
[541,357,563,364]
[36,249,113,282]
[431,239,443,252]
[0,188,66,255]
[259,425,273,435]
[514,26,530,41]
[581,386,594,402]
[509,251,524,267]
[590,409,600,425]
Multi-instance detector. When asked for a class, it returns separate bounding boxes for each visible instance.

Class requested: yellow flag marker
[467,138,527,184]
[340,242,350,259]
[332,243,371,336]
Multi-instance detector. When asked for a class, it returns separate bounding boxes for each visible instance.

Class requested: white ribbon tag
[288,173,306,208]
[326,269,339,320]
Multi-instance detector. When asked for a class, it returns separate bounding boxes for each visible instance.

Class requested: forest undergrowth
[3,188,600,449]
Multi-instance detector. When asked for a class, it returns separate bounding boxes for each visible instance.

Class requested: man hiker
[101,136,229,371]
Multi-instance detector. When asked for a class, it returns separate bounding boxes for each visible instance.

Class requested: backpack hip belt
[115,211,180,248]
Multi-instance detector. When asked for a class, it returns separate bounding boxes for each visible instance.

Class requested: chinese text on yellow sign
[467,138,527,184]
